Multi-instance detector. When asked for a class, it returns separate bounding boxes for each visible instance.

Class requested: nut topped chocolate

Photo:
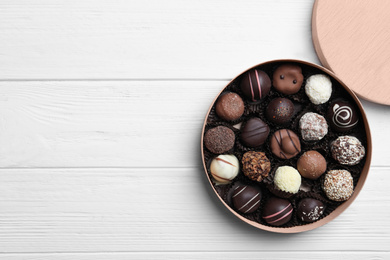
[240,69,271,103]
[242,151,271,182]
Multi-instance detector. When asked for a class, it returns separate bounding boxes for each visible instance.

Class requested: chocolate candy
[270,129,301,159]
[297,151,327,180]
[299,112,328,141]
[231,184,262,214]
[328,100,359,132]
[273,64,304,94]
[297,198,325,222]
[322,170,354,201]
[240,117,270,147]
[215,92,245,121]
[204,126,235,154]
[240,69,271,103]
[305,74,332,105]
[242,151,271,182]
[210,155,239,184]
[330,135,365,165]
[266,98,294,125]
[262,197,293,226]
[274,166,301,194]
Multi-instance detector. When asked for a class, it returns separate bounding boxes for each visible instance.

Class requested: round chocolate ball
[330,135,365,166]
[327,100,359,132]
[231,184,262,214]
[299,112,328,141]
[240,117,270,147]
[262,197,293,226]
[305,74,332,105]
[204,126,235,154]
[270,129,301,159]
[297,151,327,180]
[274,166,301,194]
[240,69,271,103]
[241,151,271,182]
[297,198,325,223]
[210,155,239,184]
[215,92,245,121]
[323,170,354,201]
[266,98,294,125]
[273,64,304,95]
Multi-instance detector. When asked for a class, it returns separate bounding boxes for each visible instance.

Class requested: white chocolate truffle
[210,155,239,184]
[274,166,301,194]
[305,74,332,105]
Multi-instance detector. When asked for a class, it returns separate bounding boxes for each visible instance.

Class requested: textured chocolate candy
[297,151,327,180]
[274,166,301,194]
[240,69,271,103]
[215,92,245,121]
[305,74,332,105]
[231,184,262,214]
[270,129,301,159]
[330,136,365,165]
[240,117,270,147]
[210,155,239,184]
[266,98,294,124]
[299,112,328,141]
[273,64,304,94]
[327,100,359,132]
[262,197,293,226]
[297,198,325,223]
[241,151,271,182]
[204,126,235,154]
[322,170,354,201]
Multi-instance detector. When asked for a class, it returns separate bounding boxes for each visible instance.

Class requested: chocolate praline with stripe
[231,184,262,214]
[210,155,239,184]
[327,100,359,132]
[262,197,293,226]
[240,69,271,103]
[270,129,301,159]
[240,117,270,147]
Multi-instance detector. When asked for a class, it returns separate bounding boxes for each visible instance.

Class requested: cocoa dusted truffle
[240,117,270,147]
[241,151,271,182]
[262,197,293,226]
[231,184,262,214]
[305,74,332,105]
[299,112,328,141]
[330,136,365,165]
[270,129,301,159]
[240,69,271,103]
[327,100,359,132]
[266,98,294,125]
[322,170,354,201]
[297,151,327,180]
[204,126,235,154]
[273,64,304,94]
[297,198,325,222]
[215,92,245,121]
[210,155,239,184]
[274,166,301,194]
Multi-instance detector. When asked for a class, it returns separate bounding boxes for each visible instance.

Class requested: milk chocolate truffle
[240,69,271,103]
[204,126,235,154]
[273,64,304,95]
[327,100,359,132]
[297,151,327,180]
[305,74,332,105]
[266,98,294,125]
[299,112,328,141]
[274,166,301,194]
[242,151,271,182]
[297,198,325,222]
[262,197,293,226]
[331,136,365,165]
[323,170,354,201]
[270,129,301,159]
[215,92,245,121]
[231,184,262,214]
[240,117,270,147]
[210,155,239,184]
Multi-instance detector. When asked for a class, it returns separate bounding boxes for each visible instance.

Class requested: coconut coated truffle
[322,170,354,201]
[274,166,302,194]
[299,112,328,141]
[305,74,332,105]
[330,136,365,166]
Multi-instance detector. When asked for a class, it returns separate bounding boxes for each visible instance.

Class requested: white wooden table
[0,1,389,259]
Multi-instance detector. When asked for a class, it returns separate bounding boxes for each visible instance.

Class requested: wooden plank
[0,0,317,80]
[0,81,386,167]
[0,167,388,253]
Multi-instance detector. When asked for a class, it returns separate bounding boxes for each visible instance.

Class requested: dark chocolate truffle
[297,198,325,222]
[204,126,235,154]
[241,151,271,182]
[262,197,293,226]
[215,92,245,121]
[266,98,294,124]
[231,184,262,214]
[270,129,301,159]
[273,64,304,94]
[327,100,359,132]
[330,136,365,166]
[322,170,354,201]
[297,151,327,180]
[240,69,271,103]
[240,117,270,147]
[299,112,328,141]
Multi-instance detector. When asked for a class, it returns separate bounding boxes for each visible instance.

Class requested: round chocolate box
[201,60,372,233]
